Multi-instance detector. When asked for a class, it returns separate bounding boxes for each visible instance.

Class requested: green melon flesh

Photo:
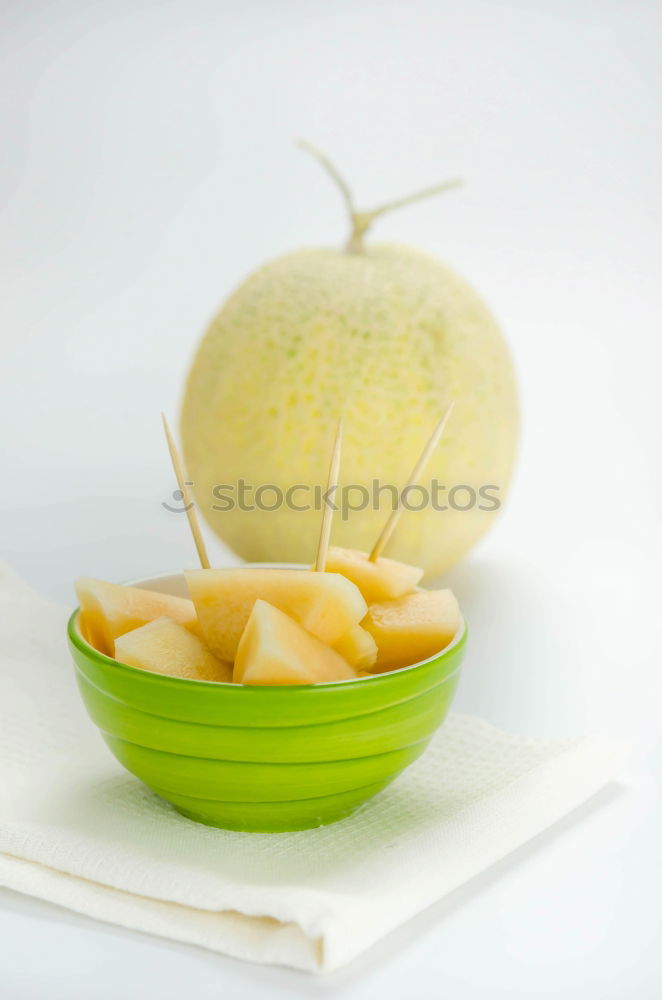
[185,567,367,662]
[333,623,378,670]
[325,546,423,602]
[76,577,199,656]
[234,600,357,685]
[363,589,461,672]
[115,616,232,682]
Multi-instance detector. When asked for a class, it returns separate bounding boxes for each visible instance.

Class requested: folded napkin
[0,563,623,973]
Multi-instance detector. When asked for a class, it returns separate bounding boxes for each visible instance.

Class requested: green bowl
[68,568,467,832]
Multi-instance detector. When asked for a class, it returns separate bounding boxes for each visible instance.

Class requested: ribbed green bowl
[68,569,466,832]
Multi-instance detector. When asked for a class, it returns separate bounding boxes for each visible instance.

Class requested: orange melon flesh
[234,600,358,686]
[333,624,378,670]
[115,617,232,682]
[75,577,199,656]
[362,589,461,673]
[325,546,423,603]
[185,568,367,662]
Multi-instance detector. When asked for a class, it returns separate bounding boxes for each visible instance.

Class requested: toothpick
[369,401,455,562]
[314,417,343,572]
[161,413,211,569]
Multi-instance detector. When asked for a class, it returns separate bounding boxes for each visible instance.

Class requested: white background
[1,1,661,997]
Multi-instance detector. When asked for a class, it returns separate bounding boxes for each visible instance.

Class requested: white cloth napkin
[0,562,624,973]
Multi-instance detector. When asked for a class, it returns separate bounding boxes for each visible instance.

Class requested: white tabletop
[1,1,661,996]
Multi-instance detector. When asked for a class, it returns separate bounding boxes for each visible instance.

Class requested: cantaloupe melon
[363,589,461,673]
[234,600,357,685]
[181,247,518,578]
[325,546,423,603]
[185,568,367,662]
[115,617,232,682]
[333,623,378,670]
[75,578,199,656]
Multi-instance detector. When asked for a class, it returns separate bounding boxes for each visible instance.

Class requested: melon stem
[297,140,462,253]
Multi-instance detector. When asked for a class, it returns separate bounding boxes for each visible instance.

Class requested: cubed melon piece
[185,568,367,662]
[234,600,357,686]
[362,589,461,673]
[75,577,199,656]
[115,617,232,682]
[333,624,378,671]
[325,546,423,603]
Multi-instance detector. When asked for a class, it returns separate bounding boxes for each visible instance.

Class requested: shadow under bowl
[68,568,467,832]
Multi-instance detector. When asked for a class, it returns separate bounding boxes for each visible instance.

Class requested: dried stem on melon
[297,140,462,253]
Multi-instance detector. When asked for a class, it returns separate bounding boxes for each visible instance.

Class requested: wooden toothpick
[314,417,343,572]
[161,413,211,569]
[369,401,455,562]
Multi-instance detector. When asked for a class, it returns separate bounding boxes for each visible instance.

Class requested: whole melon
[181,155,518,578]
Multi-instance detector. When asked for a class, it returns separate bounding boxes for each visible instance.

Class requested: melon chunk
[234,600,357,686]
[76,577,199,656]
[325,546,423,603]
[363,589,461,673]
[333,624,378,671]
[185,568,367,662]
[115,617,232,682]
